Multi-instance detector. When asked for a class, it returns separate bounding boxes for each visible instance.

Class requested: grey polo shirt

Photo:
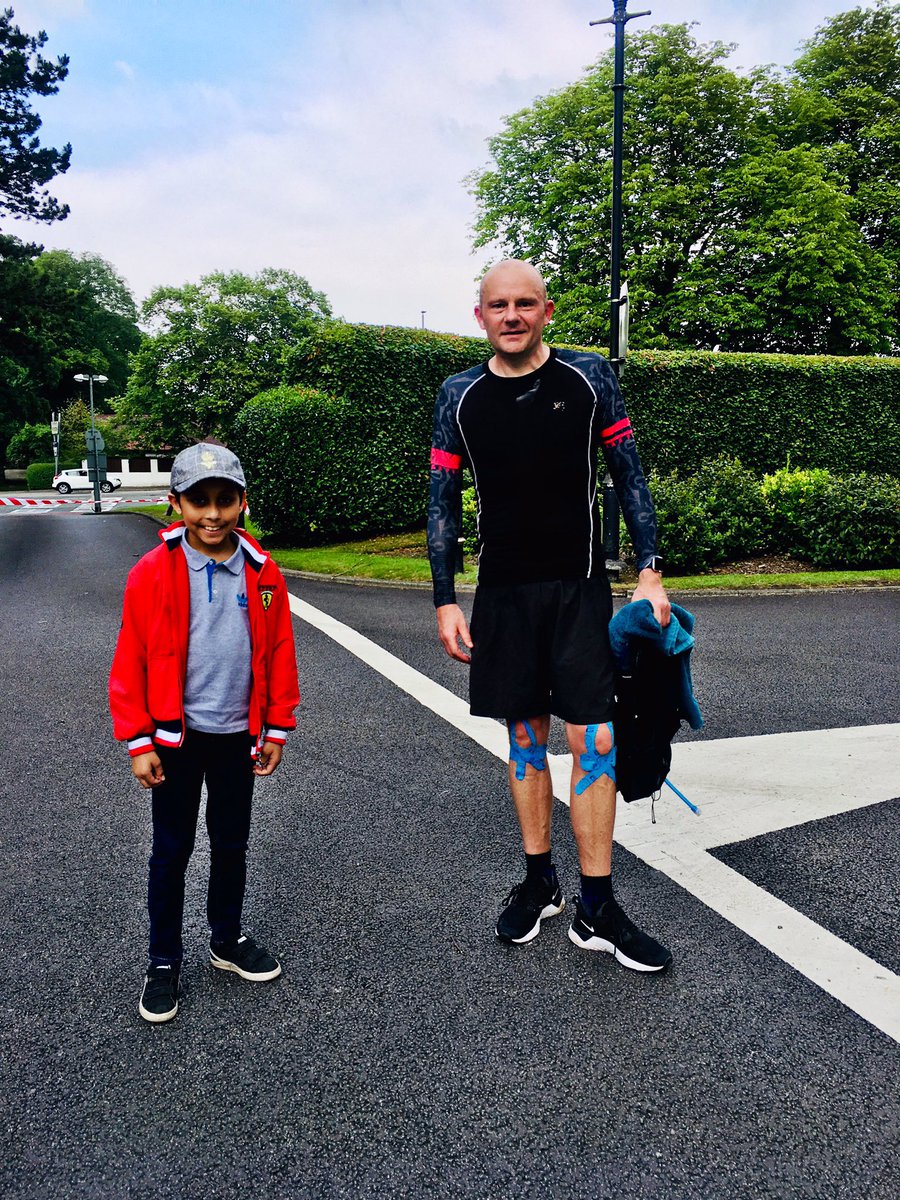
[181,533,253,734]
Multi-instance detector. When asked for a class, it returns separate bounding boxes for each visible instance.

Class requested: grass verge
[115,511,899,590]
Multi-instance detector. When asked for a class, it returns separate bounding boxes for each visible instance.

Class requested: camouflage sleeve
[593,358,659,569]
[427,380,465,607]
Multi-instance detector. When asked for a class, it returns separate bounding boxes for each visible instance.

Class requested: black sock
[580,873,613,910]
[525,850,553,880]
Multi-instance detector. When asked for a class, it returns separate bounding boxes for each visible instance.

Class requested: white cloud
[11,0,860,334]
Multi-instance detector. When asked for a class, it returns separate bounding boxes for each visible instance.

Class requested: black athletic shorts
[468,577,615,725]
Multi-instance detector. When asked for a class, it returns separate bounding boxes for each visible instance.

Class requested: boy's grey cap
[170,443,246,493]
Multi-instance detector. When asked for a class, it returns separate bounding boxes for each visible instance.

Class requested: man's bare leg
[508,715,553,852]
[566,722,615,875]
[565,721,672,972]
[496,715,565,944]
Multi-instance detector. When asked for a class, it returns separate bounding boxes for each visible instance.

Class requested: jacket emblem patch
[259,587,274,611]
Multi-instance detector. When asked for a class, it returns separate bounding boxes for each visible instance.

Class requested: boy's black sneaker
[139,964,180,1023]
[210,934,282,981]
[568,896,672,972]
[496,869,565,944]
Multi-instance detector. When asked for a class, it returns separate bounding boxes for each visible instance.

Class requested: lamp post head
[73,373,108,383]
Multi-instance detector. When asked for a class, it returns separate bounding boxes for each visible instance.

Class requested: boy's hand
[132,751,165,789]
[253,741,283,777]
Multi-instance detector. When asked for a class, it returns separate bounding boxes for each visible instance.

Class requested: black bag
[613,644,684,803]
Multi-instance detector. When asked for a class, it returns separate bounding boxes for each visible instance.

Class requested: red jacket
[109,523,299,757]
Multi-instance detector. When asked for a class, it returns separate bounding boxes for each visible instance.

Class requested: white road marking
[290,593,900,1043]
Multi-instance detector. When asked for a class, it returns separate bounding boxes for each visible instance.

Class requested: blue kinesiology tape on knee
[574,722,616,795]
[509,720,548,781]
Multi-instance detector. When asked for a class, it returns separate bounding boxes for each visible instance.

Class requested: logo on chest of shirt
[236,593,248,609]
[259,586,275,611]
[553,400,566,412]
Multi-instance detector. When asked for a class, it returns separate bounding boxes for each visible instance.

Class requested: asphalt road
[2,510,898,1200]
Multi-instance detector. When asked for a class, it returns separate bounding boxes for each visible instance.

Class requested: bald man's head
[478,259,548,306]
[474,259,555,373]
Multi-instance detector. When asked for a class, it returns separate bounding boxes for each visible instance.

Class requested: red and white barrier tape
[0,494,168,507]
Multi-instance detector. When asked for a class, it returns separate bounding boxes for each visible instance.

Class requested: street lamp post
[73,372,108,513]
[591,0,650,567]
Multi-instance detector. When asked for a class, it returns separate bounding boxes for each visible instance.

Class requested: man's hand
[631,568,671,627]
[253,741,284,777]
[436,603,473,662]
[131,750,165,789]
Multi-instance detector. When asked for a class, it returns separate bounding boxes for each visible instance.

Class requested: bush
[797,474,900,568]
[761,466,833,557]
[646,456,770,573]
[26,462,56,489]
[232,386,364,542]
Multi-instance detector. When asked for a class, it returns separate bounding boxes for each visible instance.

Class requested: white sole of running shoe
[209,954,282,982]
[567,925,670,972]
[138,998,178,1023]
[498,896,566,945]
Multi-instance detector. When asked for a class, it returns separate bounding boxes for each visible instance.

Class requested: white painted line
[618,725,900,851]
[290,592,900,1044]
[612,837,900,1044]
[290,595,509,761]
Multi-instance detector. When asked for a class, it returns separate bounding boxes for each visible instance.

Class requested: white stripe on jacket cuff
[127,736,154,757]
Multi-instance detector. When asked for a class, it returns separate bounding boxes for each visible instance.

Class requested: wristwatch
[641,556,664,574]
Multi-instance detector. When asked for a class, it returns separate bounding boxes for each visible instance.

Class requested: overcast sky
[11,1,855,336]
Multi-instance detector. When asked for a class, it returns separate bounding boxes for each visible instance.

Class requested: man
[427,259,672,972]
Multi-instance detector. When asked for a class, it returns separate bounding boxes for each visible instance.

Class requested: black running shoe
[139,964,180,1023]
[496,870,566,944]
[568,896,672,972]
[210,934,282,981]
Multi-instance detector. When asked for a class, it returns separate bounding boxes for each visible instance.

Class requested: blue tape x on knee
[574,722,616,795]
[509,720,548,781]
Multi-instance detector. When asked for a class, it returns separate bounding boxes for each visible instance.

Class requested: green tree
[35,248,142,401]
[0,237,141,472]
[119,268,332,449]
[0,232,55,467]
[4,419,50,466]
[0,6,71,224]
[666,147,895,352]
[470,18,897,353]
[782,1,900,339]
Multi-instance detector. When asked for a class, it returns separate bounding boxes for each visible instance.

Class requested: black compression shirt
[427,347,658,607]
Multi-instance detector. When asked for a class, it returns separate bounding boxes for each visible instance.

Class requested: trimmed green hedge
[26,462,57,489]
[621,350,899,476]
[234,323,900,544]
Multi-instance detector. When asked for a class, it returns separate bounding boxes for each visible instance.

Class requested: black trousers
[147,730,255,966]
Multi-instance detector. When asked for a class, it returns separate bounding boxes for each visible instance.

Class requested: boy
[109,443,300,1023]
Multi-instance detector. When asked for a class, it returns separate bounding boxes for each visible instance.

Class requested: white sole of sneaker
[209,954,282,982]
[567,925,670,972]
[498,897,566,945]
[138,998,178,1023]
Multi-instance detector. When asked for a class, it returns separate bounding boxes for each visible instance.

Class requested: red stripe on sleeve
[600,418,632,443]
[431,447,462,471]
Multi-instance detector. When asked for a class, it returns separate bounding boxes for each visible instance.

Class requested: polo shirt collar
[180,531,244,575]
